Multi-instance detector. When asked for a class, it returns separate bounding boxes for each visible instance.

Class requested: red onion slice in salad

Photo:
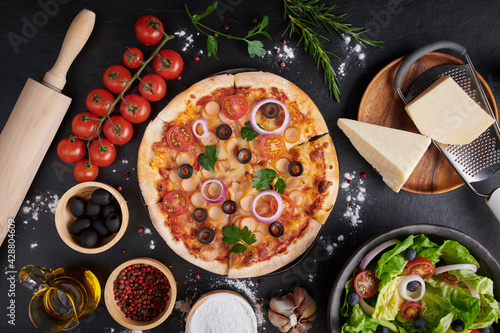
[463,280,480,299]
[434,264,478,275]
[398,274,426,302]
[359,239,401,271]
[359,298,374,316]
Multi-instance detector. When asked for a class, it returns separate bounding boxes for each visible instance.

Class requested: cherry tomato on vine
[139,74,166,102]
[120,94,151,124]
[89,138,116,167]
[73,159,99,182]
[123,47,144,69]
[57,137,86,163]
[103,116,133,145]
[103,64,132,94]
[153,49,184,79]
[72,112,101,140]
[85,88,114,117]
[135,15,164,46]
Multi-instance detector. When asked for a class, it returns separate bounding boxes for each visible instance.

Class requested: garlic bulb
[268,287,317,332]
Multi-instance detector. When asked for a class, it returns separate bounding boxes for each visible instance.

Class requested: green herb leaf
[192,2,218,24]
[241,121,259,141]
[274,177,287,195]
[199,144,218,173]
[222,224,257,253]
[207,35,218,59]
[247,40,266,58]
[230,243,249,254]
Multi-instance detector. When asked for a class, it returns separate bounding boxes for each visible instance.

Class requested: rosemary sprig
[283,0,382,101]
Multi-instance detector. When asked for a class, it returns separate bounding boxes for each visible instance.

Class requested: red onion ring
[434,264,478,275]
[192,118,209,140]
[359,239,401,270]
[359,298,374,316]
[463,280,480,299]
[398,274,426,302]
[200,178,226,204]
[250,98,290,135]
[251,190,283,223]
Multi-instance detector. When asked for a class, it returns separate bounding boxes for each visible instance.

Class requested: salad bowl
[328,224,500,332]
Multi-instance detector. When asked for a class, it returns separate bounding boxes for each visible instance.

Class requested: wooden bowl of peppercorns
[104,257,177,330]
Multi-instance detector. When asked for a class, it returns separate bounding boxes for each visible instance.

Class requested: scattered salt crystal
[19,192,59,223]
[341,172,366,226]
[149,240,155,250]
[143,227,151,234]
[175,298,193,314]
[175,30,195,52]
[30,243,38,250]
[338,235,344,242]
[353,44,362,53]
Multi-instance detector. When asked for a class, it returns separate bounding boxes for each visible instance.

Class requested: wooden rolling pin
[0,9,95,246]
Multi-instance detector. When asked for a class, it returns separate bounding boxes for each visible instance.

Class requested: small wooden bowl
[55,181,129,254]
[104,258,177,330]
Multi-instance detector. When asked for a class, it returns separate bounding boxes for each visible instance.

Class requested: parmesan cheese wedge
[405,76,494,145]
[337,118,431,192]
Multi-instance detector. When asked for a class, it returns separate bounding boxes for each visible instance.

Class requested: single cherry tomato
[73,159,99,182]
[139,74,166,102]
[260,134,286,159]
[221,95,248,120]
[407,257,435,279]
[85,88,114,117]
[135,15,164,46]
[270,194,295,222]
[123,47,144,69]
[166,124,193,150]
[103,65,132,94]
[103,116,133,145]
[401,301,423,320]
[89,138,116,167]
[120,94,151,124]
[440,272,460,285]
[57,137,86,163]
[162,190,190,216]
[72,112,101,140]
[353,270,379,298]
[153,49,184,79]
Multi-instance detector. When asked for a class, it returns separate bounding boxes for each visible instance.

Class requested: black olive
[92,218,110,238]
[222,200,237,214]
[262,102,280,119]
[80,229,99,248]
[69,218,92,236]
[105,213,122,233]
[269,222,284,237]
[404,247,417,261]
[376,326,389,333]
[91,188,113,205]
[193,208,208,223]
[177,164,194,179]
[102,201,120,218]
[451,319,465,332]
[68,196,85,217]
[86,201,101,218]
[198,227,214,244]
[237,149,252,164]
[288,161,304,177]
[413,318,426,330]
[216,124,232,140]
[346,291,359,306]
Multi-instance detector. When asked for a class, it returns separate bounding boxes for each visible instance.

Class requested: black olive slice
[177,164,193,179]
[222,200,237,214]
[198,227,215,244]
[269,221,284,237]
[262,102,280,119]
[193,208,208,223]
[237,148,252,164]
[288,161,304,177]
[216,124,232,140]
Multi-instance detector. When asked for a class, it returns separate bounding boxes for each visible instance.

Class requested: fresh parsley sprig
[199,145,218,173]
[241,121,260,141]
[222,224,257,254]
[251,168,287,194]
[185,2,271,58]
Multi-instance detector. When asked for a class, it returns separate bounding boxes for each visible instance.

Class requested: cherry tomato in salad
[166,124,193,150]
[221,95,248,120]
[260,134,286,159]
[135,15,164,46]
[153,49,184,79]
[57,137,86,163]
[123,47,144,69]
[89,138,116,167]
[407,257,435,279]
[72,112,101,140]
[120,94,151,124]
[103,65,132,94]
[270,194,295,222]
[73,159,99,182]
[139,74,166,102]
[354,270,379,298]
[401,301,423,320]
[162,190,190,216]
[103,116,133,145]
[440,272,460,285]
[85,88,114,117]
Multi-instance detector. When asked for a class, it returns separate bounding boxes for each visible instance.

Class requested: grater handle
[486,188,500,223]
[395,41,467,89]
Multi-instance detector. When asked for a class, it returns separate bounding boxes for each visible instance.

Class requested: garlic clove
[293,287,308,307]
[302,310,317,322]
[289,313,298,327]
[278,322,292,333]
[268,309,289,328]
[295,320,313,332]
[296,295,317,319]
[270,293,295,317]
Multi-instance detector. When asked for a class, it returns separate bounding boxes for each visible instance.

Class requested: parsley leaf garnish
[241,121,260,141]
[199,145,218,173]
[251,168,287,195]
[222,224,257,254]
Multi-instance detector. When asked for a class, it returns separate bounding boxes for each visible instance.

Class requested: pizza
[137,71,339,278]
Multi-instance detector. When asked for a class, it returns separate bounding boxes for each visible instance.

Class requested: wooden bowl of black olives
[55,182,129,254]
